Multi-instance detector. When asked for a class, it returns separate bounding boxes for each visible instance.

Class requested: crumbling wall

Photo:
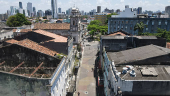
[0,72,50,96]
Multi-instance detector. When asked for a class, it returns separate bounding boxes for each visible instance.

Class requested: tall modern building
[58,7,61,13]
[138,7,142,14]
[97,6,101,13]
[10,6,18,16]
[165,6,170,18]
[51,0,57,18]
[45,9,52,16]
[33,7,36,17]
[27,2,32,17]
[19,2,23,9]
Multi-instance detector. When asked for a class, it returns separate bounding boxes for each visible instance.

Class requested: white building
[51,0,58,18]
[27,2,32,17]
[0,30,13,41]
[111,6,137,18]
[10,6,18,16]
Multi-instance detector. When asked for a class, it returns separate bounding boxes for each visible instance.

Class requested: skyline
[0,0,170,14]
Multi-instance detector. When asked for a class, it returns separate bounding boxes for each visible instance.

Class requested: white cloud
[120,0,124,3]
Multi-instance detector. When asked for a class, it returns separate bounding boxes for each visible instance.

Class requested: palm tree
[134,22,147,35]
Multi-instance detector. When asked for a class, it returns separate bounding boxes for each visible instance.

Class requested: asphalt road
[76,37,99,96]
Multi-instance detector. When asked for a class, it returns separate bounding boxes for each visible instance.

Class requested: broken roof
[33,30,68,43]
[33,23,70,30]
[6,39,58,56]
[107,45,170,65]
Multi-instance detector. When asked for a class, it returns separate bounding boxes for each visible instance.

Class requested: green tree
[90,20,102,26]
[7,13,31,27]
[89,30,95,38]
[134,22,147,35]
[156,28,170,42]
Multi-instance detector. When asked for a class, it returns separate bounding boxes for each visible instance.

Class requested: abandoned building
[102,45,170,96]
[0,39,67,96]
[3,29,76,96]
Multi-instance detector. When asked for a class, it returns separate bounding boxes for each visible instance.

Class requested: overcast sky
[0,0,170,14]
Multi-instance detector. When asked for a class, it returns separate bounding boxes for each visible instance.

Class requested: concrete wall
[0,72,50,96]
[123,80,170,96]
[0,30,13,41]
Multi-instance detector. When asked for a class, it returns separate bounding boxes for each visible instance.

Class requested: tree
[134,22,147,35]
[156,28,170,42]
[90,20,102,26]
[7,13,32,27]
[89,30,95,38]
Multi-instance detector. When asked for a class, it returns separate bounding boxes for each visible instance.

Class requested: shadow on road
[93,51,105,96]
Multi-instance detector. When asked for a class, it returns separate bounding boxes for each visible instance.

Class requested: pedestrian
[92,68,94,72]
[78,92,80,96]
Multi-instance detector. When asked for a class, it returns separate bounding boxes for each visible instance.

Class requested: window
[165,21,168,25]
[159,21,161,25]
[8,35,10,38]
[73,21,75,25]
[115,21,116,24]
[73,37,76,42]
[146,28,148,31]
[152,21,154,25]
[122,21,124,24]
[4,36,6,39]
[126,21,128,24]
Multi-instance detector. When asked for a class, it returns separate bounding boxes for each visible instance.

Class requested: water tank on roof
[122,67,128,74]
[130,69,136,77]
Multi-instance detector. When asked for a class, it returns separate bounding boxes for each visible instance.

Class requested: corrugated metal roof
[107,45,170,65]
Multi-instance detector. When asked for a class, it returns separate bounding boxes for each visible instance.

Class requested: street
[75,37,99,96]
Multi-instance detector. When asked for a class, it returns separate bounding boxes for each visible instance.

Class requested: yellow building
[94,13,107,25]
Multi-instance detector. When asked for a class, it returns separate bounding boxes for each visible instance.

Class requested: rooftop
[134,36,158,39]
[33,30,68,43]
[0,43,61,79]
[116,65,170,80]
[107,45,170,65]
[101,35,126,39]
[33,23,70,30]
[108,30,131,36]
[13,29,32,33]
[6,39,58,56]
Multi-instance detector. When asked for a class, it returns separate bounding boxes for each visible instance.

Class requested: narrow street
[75,37,99,96]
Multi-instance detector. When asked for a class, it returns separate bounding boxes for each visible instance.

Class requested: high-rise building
[27,2,32,17]
[10,6,18,16]
[138,7,142,14]
[33,7,36,17]
[97,6,101,13]
[51,0,57,18]
[45,9,52,16]
[58,7,61,13]
[37,10,44,17]
[19,2,23,9]
[165,6,170,18]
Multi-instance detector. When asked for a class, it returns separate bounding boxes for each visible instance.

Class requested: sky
[0,0,170,14]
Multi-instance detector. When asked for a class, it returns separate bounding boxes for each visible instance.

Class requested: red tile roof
[167,43,170,49]
[13,29,32,33]
[6,39,58,56]
[33,30,68,42]
[108,32,127,36]
[33,23,70,30]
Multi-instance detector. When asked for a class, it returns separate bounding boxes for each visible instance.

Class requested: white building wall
[0,30,13,41]
[111,8,137,18]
